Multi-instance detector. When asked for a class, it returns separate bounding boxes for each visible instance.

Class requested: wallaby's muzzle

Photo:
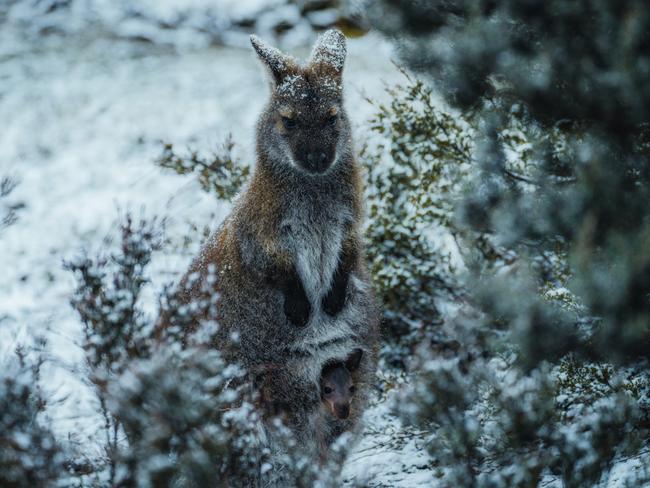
[301,150,333,174]
[334,403,350,419]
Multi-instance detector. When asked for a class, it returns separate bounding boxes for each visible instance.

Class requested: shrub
[156,137,250,201]
[365,1,650,485]
[0,347,65,488]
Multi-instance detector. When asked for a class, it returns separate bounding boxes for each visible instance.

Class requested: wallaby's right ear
[346,348,363,372]
[250,35,296,87]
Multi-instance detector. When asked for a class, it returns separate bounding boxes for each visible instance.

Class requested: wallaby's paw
[285,297,311,327]
[322,286,347,317]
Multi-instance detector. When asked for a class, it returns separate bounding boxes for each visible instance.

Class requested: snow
[342,391,434,487]
[3,0,289,48]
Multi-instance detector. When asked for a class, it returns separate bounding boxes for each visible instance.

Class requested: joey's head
[320,348,363,420]
[251,30,352,176]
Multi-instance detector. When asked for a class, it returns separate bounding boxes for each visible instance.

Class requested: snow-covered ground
[0,23,436,486]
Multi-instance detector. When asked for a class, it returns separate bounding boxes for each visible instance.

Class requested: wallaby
[160,29,380,473]
[320,349,363,420]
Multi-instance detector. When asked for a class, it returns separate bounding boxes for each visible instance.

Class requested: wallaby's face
[320,348,363,420]
[320,364,355,419]
[251,30,350,175]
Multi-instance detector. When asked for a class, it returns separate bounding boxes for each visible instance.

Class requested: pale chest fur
[281,201,352,310]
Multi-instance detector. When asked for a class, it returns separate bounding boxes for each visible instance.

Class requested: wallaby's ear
[308,29,347,76]
[345,348,363,372]
[250,35,296,87]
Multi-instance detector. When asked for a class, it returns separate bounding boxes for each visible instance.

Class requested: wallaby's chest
[281,203,350,308]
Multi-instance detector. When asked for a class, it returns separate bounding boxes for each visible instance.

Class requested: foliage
[0,347,65,488]
[360,74,541,349]
[365,0,650,485]
[66,215,164,373]
[156,137,250,201]
[361,73,472,342]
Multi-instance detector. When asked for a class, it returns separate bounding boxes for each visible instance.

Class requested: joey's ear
[345,348,363,372]
[308,29,347,76]
[250,35,296,87]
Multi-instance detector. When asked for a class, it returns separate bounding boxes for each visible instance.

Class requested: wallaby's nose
[306,152,328,172]
[334,403,350,419]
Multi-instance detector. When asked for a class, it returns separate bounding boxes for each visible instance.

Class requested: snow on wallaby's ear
[346,348,363,372]
[250,35,296,87]
[309,29,347,75]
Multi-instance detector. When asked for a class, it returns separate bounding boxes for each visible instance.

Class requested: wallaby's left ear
[308,29,347,75]
[346,348,363,372]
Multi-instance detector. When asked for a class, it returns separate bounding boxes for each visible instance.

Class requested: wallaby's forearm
[265,261,311,327]
[322,238,358,317]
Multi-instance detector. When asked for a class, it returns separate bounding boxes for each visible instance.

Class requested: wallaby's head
[251,30,351,176]
[320,348,363,420]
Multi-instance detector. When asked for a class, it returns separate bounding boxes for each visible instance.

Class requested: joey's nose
[335,403,350,419]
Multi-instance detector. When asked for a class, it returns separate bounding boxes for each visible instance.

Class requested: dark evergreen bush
[363,1,650,485]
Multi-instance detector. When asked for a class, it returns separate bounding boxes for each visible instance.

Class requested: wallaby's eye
[323,386,333,395]
[349,385,356,393]
[327,115,337,127]
[282,117,296,130]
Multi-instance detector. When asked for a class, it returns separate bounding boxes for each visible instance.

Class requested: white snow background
[0,5,437,486]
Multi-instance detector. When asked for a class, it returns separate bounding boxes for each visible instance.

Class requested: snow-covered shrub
[157,139,250,201]
[66,215,164,375]
[401,349,644,487]
[65,215,259,486]
[364,1,650,485]
[360,76,523,352]
[105,347,265,488]
[361,74,472,343]
[0,348,65,487]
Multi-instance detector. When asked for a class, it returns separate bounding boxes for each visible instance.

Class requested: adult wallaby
[163,29,379,470]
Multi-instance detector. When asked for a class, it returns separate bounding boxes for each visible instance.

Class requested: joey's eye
[323,386,333,395]
[349,386,356,393]
[282,117,296,130]
[327,115,337,127]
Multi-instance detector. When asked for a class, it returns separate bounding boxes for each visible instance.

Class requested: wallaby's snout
[297,144,335,173]
[285,108,340,174]
[305,151,329,173]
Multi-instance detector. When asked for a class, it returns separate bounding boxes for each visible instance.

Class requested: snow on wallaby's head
[250,30,351,176]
